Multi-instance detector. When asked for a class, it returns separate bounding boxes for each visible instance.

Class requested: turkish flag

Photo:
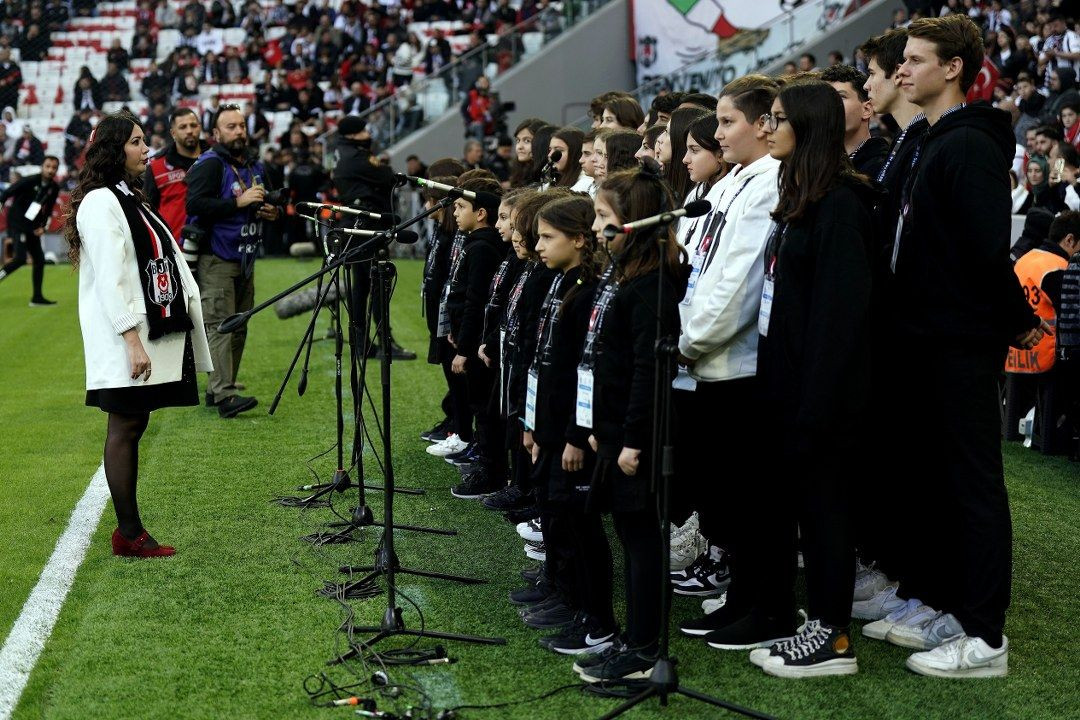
[967,55,1000,102]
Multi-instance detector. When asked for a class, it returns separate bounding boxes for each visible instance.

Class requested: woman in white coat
[63,111,212,558]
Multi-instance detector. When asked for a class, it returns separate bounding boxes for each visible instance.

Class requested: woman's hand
[562,443,584,472]
[522,430,535,453]
[532,441,541,465]
[588,434,598,452]
[618,447,641,476]
[451,354,467,374]
[478,344,492,367]
[122,328,151,381]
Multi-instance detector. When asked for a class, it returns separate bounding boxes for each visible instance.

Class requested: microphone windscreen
[684,199,712,218]
[396,230,420,244]
[549,149,562,163]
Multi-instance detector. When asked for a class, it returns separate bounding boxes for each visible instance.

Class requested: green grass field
[1,258,1078,720]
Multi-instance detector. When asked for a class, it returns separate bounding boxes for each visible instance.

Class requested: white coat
[76,186,212,390]
[677,154,780,382]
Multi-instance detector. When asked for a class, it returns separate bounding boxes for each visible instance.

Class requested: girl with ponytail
[572,160,688,683]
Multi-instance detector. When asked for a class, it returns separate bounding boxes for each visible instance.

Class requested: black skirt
[86,334,199,414]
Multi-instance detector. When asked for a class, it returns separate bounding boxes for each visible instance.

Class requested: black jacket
[423,225,454,333]
[851,135,890,179]
[446,226,504,358]
[533,266,598,450]
[482,254,525,354]
[758,178,876,457]
[0,173,59,230]
[893,102,1037,345]
[875,116,929,249]
[506,264,558,418]
[332,138,395,214]
[592,269,684,456]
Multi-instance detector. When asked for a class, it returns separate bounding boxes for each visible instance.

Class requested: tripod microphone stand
[594,222,772,720]
[326,240,505,664]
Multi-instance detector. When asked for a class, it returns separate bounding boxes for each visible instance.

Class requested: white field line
[0,464,109,720]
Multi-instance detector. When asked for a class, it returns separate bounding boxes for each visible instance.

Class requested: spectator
[1043,67,1080,124]
[201,95,222,134]
[72,67,104,111]
[9,125,46,166]
[100,61,132,103]
[245,102,270,145]
[64,106,93,167]
[0,123,14,162]
[487,134,514,184]
[16,23,49,62]
[1,105,22,137]
[107,37,131,71]
[797,52,816,71]
[461,75,496,139]
[463,139,484,170]
[0,47,21,112]
[197,51,225,84]
[1014,74,1045,144]
[141,62,172,106]
[341,80,371,115]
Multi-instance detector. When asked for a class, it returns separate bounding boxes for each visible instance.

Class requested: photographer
[461,75,496,140]
[185,104,281,418]
[331,114,415,360]
[0,155,60,305]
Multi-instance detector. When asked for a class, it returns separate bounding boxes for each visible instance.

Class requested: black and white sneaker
[703,611,797,650]
[572,638,627,676]
[520,563,544,583]
[516,518,543,543]
[760,619,858,678]
[482,484,531,511]
[540,613,616,655]
[672,545,730,596]
[420,418,453,443]
[522,600,576,630]
[579,647,656,683]
[451,467,503,499]
[524,541,546,561]
[509,577,553,606]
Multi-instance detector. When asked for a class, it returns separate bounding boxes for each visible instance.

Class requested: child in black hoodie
[572,162,688,684]
[446,175,506,495]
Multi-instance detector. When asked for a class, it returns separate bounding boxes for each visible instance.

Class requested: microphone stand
[595,220,771,720]
[327,240,506,665]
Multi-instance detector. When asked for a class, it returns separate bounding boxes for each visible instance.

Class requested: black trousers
[2,226,45,298]
[673,377,761,615]
[894,345,1012,647]
[613,506,663,652]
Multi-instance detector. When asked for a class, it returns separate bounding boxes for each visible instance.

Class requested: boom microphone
[325,228,420,243]
[295,202,400,224]
[602,200,712,238]
[395,174,501,206]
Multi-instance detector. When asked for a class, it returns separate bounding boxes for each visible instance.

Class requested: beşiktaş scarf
[106,180,193,340]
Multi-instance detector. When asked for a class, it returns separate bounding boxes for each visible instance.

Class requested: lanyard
[763,221,788,278]
[503,262,534,338]
[876,114,925,184]
[699,176,754,273]
[580,264,617,369]
[533,273,565,353]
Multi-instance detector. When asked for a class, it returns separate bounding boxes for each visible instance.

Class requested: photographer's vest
[188,150,263,263]
[1006,248,1068,374]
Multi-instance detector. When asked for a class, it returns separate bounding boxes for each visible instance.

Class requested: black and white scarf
[106,180,193,340]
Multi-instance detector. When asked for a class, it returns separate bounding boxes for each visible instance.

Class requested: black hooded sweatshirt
[505,264,559,419]
[893,102,1037,346]
[758,176,877,457]
[446,225,505,358]
[851,135,890,180]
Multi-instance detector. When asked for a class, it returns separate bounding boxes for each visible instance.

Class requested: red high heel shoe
[111,528,175,558]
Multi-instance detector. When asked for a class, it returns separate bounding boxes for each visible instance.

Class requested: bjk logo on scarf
[145,256,177,311]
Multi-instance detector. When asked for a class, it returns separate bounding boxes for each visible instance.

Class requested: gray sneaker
[886,611,964,650]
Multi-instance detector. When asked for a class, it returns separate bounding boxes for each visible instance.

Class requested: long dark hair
[513,187,572,259]
[525,124,557,185]
[771,80,861,224]
[598,159,688,282]
[509,117,547,188]
[64,110,146,267]
[686,114,728,191]
[604,130,643,174]
[536,195,598,312]
[551,126,584,187]
[663,107,710,203]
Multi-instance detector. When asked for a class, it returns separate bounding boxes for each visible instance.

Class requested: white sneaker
[524,542,546,561]
[426,434,466,457]
[516,518,542,543]
[852,582,904,621]
[862,599,936,641]
[748,610,809,667]
[886,611,964,650]
[670,515,707,572]
[905,634,1008,678]
[853,559,889,601]
[701,592,727,615]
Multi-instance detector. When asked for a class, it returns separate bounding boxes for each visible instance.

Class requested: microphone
[395,174,501,206]
[325,228,419,242]
[295,202,400,224]
[603,199,711,238]
[218,312,250,334]
[548,148,562,164]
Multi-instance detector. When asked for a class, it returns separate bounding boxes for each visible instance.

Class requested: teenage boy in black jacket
[447,176,506,497]
[887,15,1046,679]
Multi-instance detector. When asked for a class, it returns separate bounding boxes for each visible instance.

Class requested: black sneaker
[572,638,627,676]
[579,647,656,684]
[504,506,539,525]
[542,614,617,655]
[679,599,745,637]
[509,577,553,606]
[703,611,797,650]
[520,563,544,583]
[205,392,220,407]
[522,600,576,630]
[481,484,531,511]
[519,593,564,617]
[672,545,730,596]
[759,620,857,678]
[218,395,258,418]
[451,467,502,499]
[446,444,481,466]
[29,297,57,306]
[420,418,452,443]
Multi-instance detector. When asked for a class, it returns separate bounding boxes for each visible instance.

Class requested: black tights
[104,412,150,540]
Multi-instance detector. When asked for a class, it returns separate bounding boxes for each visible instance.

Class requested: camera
[180,223,206,267]
[255,188,288,213]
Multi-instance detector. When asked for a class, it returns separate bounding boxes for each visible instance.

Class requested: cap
[338,115,368,136]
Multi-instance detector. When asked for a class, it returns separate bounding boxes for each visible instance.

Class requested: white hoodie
[677,153,780,382]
